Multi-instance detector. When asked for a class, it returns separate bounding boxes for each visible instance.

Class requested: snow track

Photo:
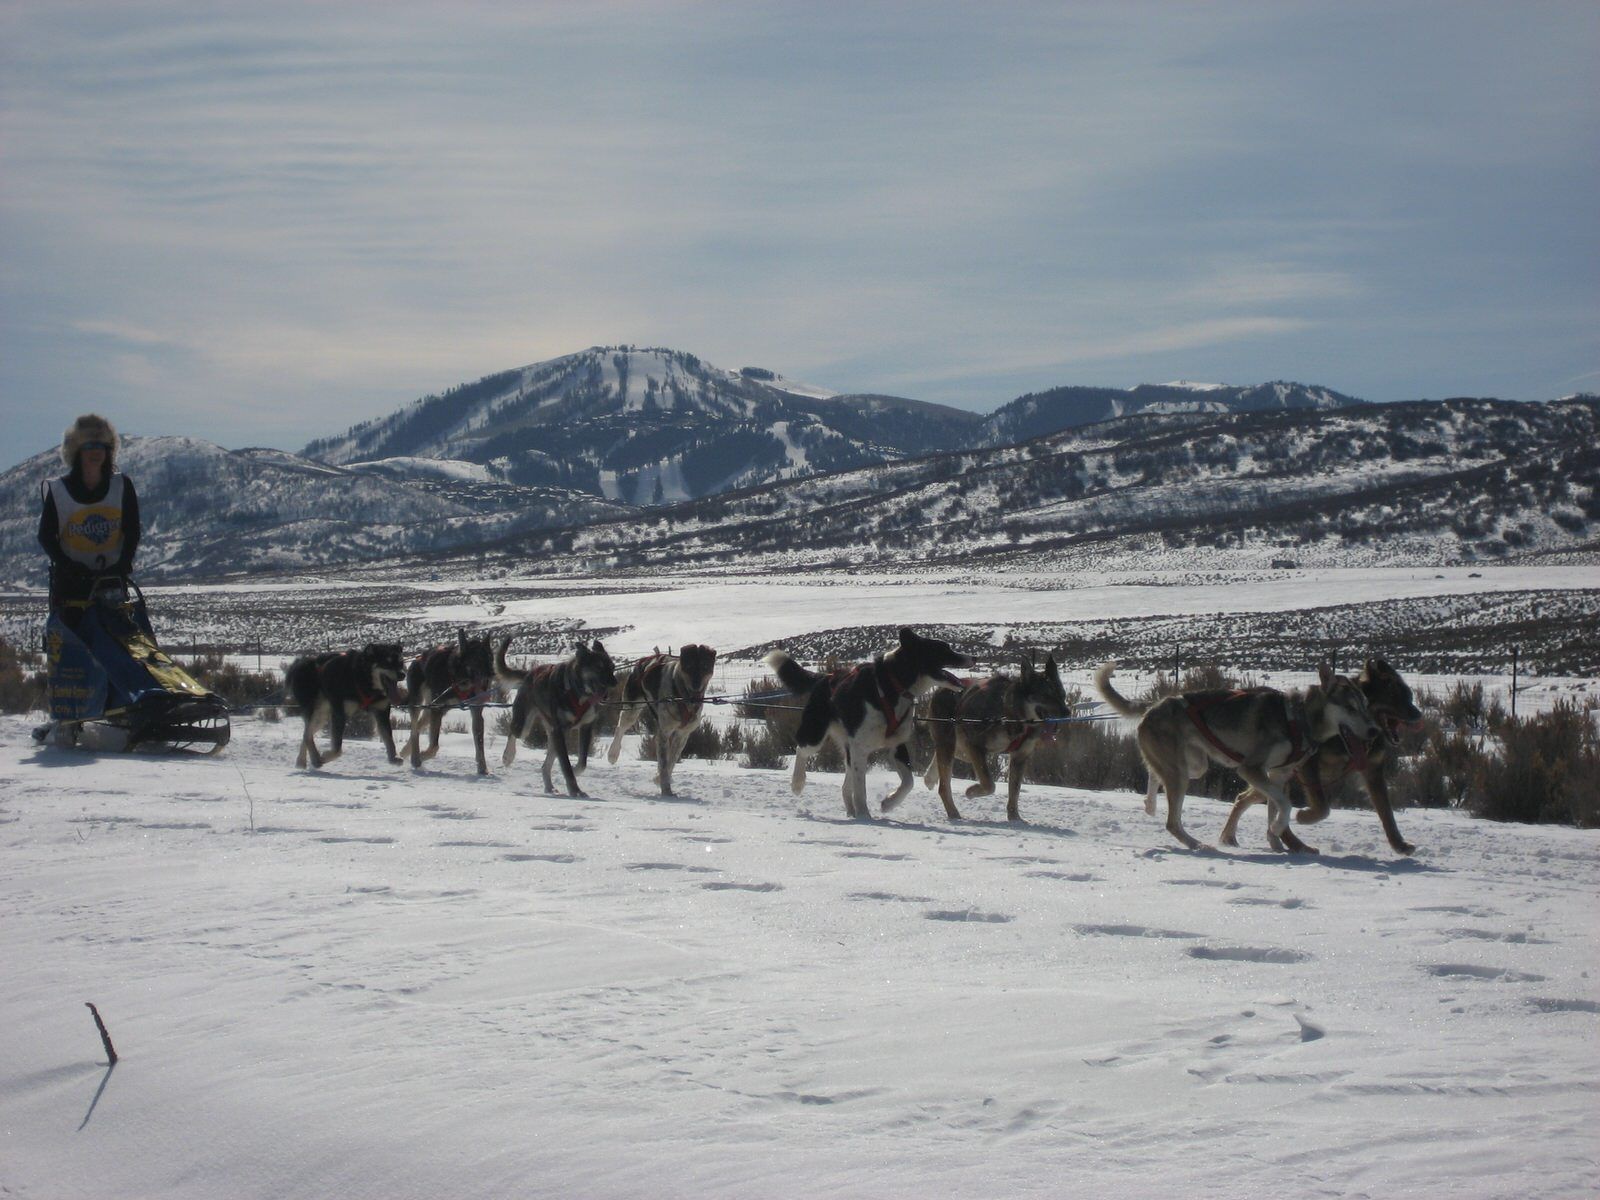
[2,716,1596,1198]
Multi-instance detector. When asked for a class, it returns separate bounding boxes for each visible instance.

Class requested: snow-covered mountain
[303,346,982,506]
[979,380,1362,446]
[441,396,1599,577]
[0,438,627,585]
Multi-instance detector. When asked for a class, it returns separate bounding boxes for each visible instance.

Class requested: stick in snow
[85,1002,119,1065]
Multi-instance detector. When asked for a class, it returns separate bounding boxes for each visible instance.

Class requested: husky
[921,654,1071,821]
[285,643,406,769]
[401,629,497,775]
[1220,658,1425,854]
[605,644,718,796]
[1094,662,1380,853]
[765,628,973,819]
[496,636,616,797]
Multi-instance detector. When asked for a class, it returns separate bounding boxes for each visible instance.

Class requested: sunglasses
[80,441,111,452]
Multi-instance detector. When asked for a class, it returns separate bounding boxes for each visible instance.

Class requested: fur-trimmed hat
[61,413,119,471]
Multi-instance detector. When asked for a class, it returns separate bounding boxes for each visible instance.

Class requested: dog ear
[1318,662,1334,689]
[1044,654,1060,681]
[898,627,915,646]
[591,640,605,654]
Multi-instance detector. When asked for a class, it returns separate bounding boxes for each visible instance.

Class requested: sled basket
[40,581,231,754]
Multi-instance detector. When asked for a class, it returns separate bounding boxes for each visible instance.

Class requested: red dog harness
[1184,690,1310,770]
[830,658,914,736]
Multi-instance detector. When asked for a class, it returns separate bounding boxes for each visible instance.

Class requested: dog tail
[764,648,820,695]
[794,680,833,750]
[1094,661,1150,718]
[494,635,524,688]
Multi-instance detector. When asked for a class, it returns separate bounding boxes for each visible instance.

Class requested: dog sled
[33,580,230,754]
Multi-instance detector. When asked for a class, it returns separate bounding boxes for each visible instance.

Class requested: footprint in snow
[1424,963,1547,983]
[924,909,1013,924]
[701,881,783,893]
[503,852,580,864]
[316,835,397,845]
[1442,928,1553,944]
[626,861,719,873]
[848,891,935,904]
[1188,945,1312,964]
[840,850,913,861]
[1024,870,1098,882]
[1076,923,1203,940]
[1166,878,1247,890]
[1525,997,1600,1014]
[1229,896,1311,909]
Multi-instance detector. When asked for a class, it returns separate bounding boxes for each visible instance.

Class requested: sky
[2,0,1596,461]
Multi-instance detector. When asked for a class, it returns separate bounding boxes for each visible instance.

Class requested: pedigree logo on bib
[63,506,122,556]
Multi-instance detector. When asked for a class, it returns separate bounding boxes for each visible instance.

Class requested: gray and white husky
[921,653,1071,822]
[496,637,617,797]
[605,644,718,797]
[1095,662,1379,854]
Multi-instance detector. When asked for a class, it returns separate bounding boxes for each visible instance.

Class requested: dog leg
[880,743,914,812]
[1005,748,1026,823]
[790,742,813,797]
[657,728,677,796]
[1219,788,1261,848]
[321,702,348,766]
[1143,775,1159,816]
[964,751,996,801]
[420,711,443,763]
[1293,766,1332,827]
[502,701,531,768]
[843,746,869,819]
[403,702,423,767]
[930,740,962,820]
[296,717,317,769]
[575,724,593,775]
[550,725,586,798]
[471,706,487,776]
[1363,765,1415,855]
[1244,767,1317,855]
[375,708,401,765]
[1153,766,1201,850]
[606,704,639,765]
[540,730,558,793]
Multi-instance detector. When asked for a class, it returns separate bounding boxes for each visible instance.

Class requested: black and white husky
[605,645,718,796]
[766,628,973,818]
[285,643,406,769]
[495,636,617,797]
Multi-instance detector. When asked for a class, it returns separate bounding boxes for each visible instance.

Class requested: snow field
[2,714,1597,1199]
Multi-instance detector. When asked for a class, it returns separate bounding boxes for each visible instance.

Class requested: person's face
[79,442,108,476]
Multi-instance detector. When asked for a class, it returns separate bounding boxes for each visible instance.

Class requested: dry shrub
[0,636,48,715]
[1467,699,1600,827]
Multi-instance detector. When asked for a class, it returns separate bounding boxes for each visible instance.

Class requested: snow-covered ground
[3,713,1596,1199]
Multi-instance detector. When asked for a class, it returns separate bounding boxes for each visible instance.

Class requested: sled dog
[402,629,497,775]
[765,628,973,819]
[496,636,616,797]
[286,643,405,769]
[1094,662,1379,853]
[922,653,1071,821]
[605,645,718,796]
[1221,658,1424,854]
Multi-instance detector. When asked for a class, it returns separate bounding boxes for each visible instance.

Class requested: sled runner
[34,580,230,754]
